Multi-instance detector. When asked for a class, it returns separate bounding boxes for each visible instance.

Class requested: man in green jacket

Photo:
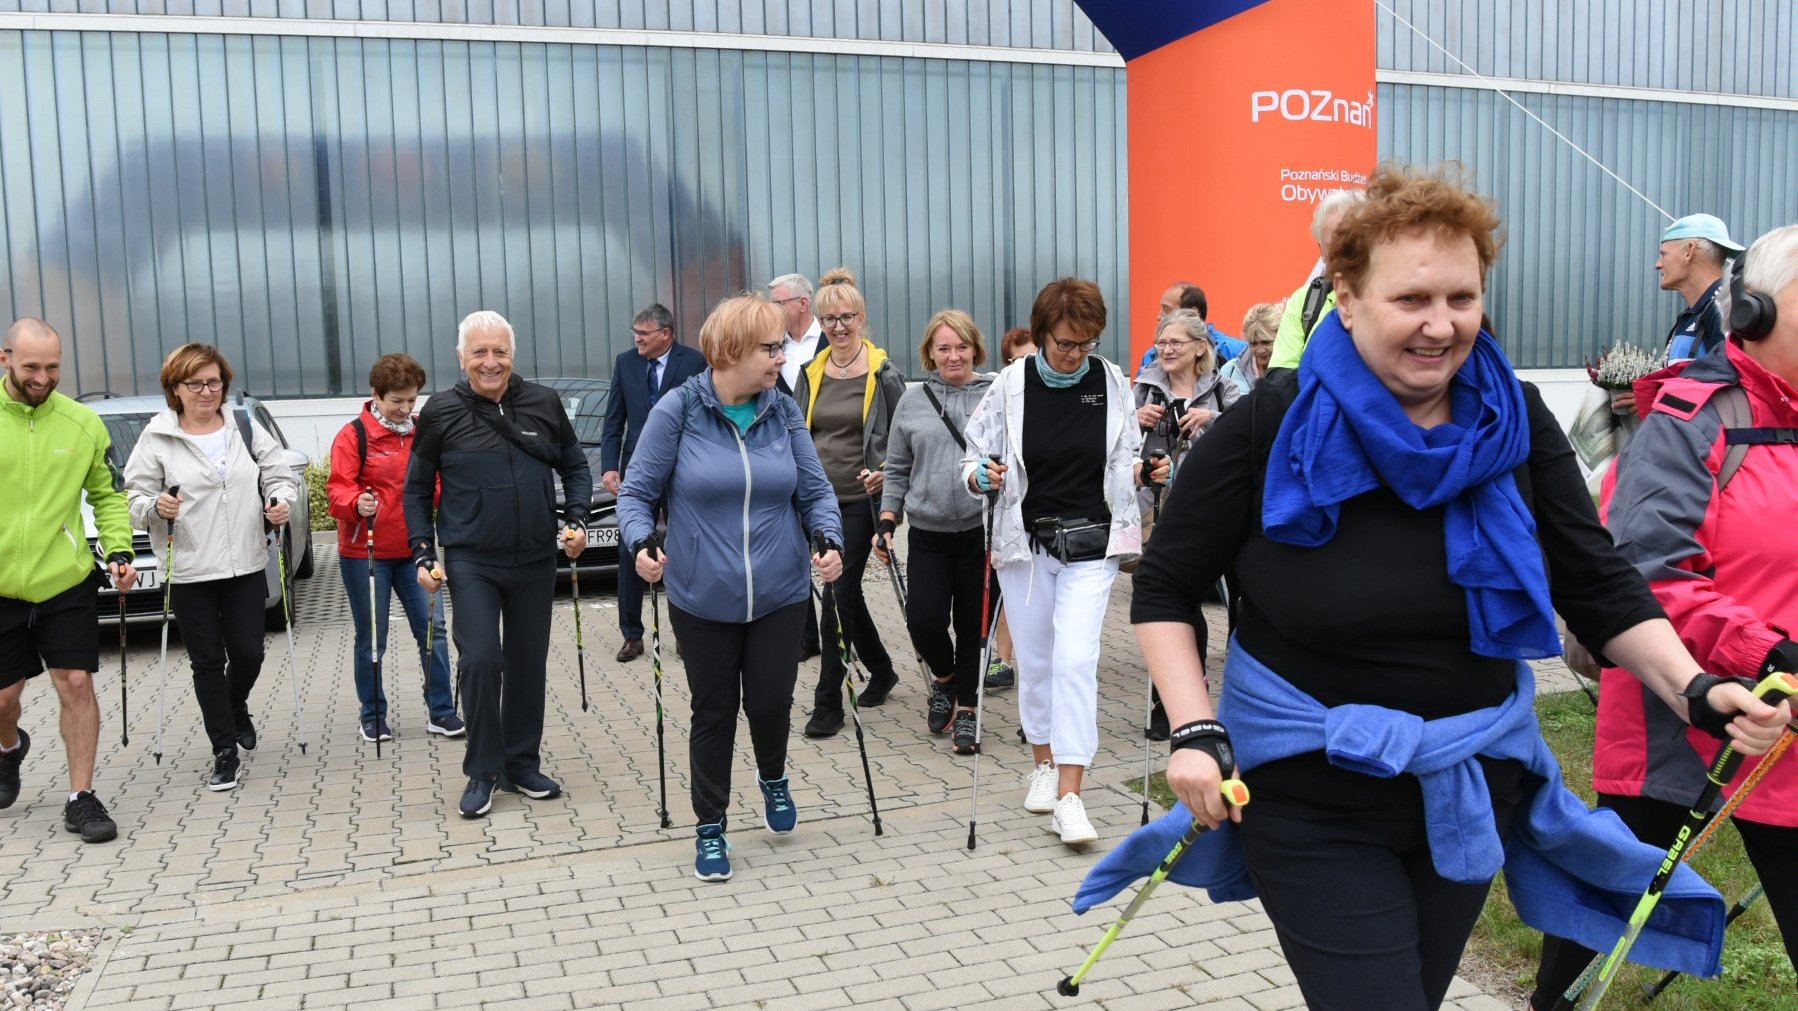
[0,318,137,843]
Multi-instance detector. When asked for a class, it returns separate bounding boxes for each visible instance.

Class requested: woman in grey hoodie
[875,310,996,754]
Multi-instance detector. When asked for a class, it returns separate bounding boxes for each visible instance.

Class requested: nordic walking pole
[1056,779,1252,997]
[1557,672,1798,1011]
[271,497,308,756]
[151,485,180,765]
[112,561,130,747]
[643,533,671,828]
[563,523,589,713]
[365,492,385,758]
[1643,883,1765,1002]
[1139,449,1168,828]
[815,530,882,836]
[967,453,1001,851]
[868,496,929,689]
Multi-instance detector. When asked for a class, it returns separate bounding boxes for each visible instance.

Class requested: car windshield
[554,390,608,446]
[100,413,154,465]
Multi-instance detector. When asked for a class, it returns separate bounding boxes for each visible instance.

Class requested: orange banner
[1120,0,1375,363]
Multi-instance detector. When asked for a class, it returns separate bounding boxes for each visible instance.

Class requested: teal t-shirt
[719,400,758,434]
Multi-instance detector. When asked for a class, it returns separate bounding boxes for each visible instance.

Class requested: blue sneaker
[694,823,732,881]
[759,776,797,834]
[498,770,561,800]
[458,778,494,819]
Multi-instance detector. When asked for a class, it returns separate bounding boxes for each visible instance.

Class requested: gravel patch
[1,931,104,1011]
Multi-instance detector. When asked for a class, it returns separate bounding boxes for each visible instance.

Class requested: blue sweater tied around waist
[1073,639,1727,977]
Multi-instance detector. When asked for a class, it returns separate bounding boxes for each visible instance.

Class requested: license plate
[133,569,158,590]
[591,526,620,546]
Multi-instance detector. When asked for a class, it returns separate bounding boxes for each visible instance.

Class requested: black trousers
[670,600,806,827]
[1238,753,1527,1011]
[171,572,267,753]
[1532,792,1798,1008]
[446,553,554,782]
[904,525,993,707]
[813,500,893,711]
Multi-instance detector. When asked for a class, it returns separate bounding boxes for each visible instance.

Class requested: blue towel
[1263,314,1559,660]
[1073,639,1727,977]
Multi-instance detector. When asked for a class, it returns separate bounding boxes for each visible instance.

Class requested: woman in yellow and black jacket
[793,268,907,738]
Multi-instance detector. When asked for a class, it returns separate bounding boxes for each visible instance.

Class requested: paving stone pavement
[0,539,1548,1009]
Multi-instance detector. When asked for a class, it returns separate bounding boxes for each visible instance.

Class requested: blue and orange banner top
[1075,0,1376,363]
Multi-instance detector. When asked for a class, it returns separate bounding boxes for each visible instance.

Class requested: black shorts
[0,575,102,689]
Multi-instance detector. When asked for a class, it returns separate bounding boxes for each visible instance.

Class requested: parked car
[78,393,314,628]
[534,377,623,577]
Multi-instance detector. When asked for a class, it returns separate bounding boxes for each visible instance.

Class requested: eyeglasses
[1049,336,1102,353]
[754,341,784,359]
[771,296,806,307]
[1154,338,1199,351]
[820,312,860,328]
[631,326,668,339]
[179,378,225,393]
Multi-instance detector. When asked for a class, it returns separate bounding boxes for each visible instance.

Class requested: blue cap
[1660,214,1746,254]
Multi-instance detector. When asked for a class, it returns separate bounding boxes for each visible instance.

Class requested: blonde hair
[813,266,867,321]
[1240,301,1285,347]
[699,293,784,369]
[918,309,987,371]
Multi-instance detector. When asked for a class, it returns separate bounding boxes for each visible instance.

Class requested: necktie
[648,359,661,402]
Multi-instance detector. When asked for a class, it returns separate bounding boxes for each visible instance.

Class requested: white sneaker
[1024,761,1058,813]
[1050,792,1097,846]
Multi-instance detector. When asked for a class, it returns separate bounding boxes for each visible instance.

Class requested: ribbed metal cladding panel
[0,29,1128,397]
[1380,81,1798,369]
[0,1,1119,53]
[1377,0,1797,100]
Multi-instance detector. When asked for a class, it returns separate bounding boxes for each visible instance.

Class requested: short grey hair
[456,310,515,355]
[633,303,675,332]
[1685,237,1730,267]
[1312,189,1367,242]
[1716,224,1798,333]
[765,273,812,299]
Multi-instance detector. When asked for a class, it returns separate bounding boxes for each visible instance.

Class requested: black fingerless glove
[634,535,664,561]
[106,551,134,568]
[1169,719,1237,778]
[876,517,896,540]
[1680,672,1757,741]
[411,540,438,574]
[1760,639,1798,679]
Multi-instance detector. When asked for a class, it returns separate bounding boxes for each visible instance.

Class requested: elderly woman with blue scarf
[1119,165,1791,1010]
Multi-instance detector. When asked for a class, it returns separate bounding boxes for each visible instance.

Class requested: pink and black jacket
[1595,341,1798,827]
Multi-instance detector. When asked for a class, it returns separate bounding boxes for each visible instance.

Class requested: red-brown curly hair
[368,353,427,396]
[1326,162,1503,296]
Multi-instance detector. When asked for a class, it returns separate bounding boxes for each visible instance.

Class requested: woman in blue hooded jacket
[619,293,843,884]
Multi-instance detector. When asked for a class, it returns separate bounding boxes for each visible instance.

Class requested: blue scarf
[1263,315,1558,659]
[1033,351,1090,388]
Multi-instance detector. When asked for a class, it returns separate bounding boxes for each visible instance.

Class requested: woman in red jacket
[1533,224,1798,1006]
[327,354,463,743]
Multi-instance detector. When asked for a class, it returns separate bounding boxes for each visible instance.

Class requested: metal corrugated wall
[1377,0,1795,99]
[0,29,1127,397]
[0,1,1115,52]
[1380,81,1798,367]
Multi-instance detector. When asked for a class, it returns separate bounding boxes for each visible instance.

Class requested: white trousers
[996,552,1118,768]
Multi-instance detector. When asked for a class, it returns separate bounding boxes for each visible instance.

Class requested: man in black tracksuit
[405,310,592,819]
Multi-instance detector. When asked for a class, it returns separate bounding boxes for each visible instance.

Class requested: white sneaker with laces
[1050,792,1097,846]
[1024,761,1058,813]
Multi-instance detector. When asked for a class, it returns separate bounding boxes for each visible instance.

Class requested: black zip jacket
[404,375,593,567]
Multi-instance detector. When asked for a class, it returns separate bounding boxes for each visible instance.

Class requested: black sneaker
[926,681,954,735]
[1147,701,1170,742]
[63,791,118,843]
[858,671,899,708]
[208,748,240,792]
[236,716,258,753]
[0,728,29,809]
[359,720,394,743]
[458,777,494,818]
[498,770,562,800]
[803,708,843,739]
[984,661,1016,691]
[951,711,980,755]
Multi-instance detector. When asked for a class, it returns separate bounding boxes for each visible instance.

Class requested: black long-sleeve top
[1131,378,1664,722]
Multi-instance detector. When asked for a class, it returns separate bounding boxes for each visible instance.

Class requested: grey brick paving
[1,539,1542,1009]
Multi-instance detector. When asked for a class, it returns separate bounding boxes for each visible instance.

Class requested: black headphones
[1727,252,1778,341]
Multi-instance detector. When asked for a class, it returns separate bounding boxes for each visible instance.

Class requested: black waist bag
[1031,516,1109,564]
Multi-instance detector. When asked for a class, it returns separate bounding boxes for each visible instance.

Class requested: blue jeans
[338,554,455,724]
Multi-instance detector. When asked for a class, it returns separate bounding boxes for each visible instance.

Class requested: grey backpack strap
[1712,385,1751,493]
